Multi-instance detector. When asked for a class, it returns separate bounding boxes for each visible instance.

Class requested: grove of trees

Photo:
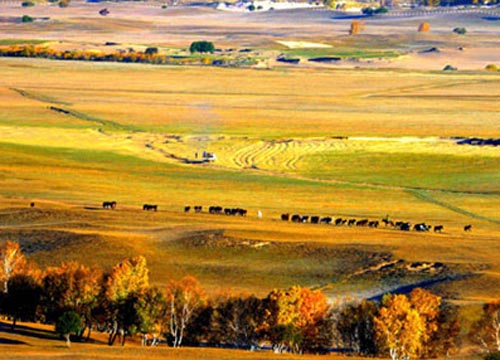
[0,240,496,358]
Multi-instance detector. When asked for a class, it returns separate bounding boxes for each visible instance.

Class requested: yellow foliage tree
[0,240,27,294]
[374,294,425,360]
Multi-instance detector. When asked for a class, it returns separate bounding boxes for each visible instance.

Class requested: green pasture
[284,47,401,59]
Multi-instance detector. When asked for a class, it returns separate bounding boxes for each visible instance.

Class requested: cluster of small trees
[0,45,222,66]
[1,240,500,357]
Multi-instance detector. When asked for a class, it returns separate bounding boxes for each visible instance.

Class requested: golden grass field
[0,1,500,358]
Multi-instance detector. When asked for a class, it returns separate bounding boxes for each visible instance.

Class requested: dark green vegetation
[189,41,215,54]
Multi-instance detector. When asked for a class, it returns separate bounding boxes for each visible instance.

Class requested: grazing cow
[464,224,472,232]
[103,201,116,209]
[237,208,247,216]
[224,208,232,215]
[368,221,379,228]
[400,222,411,231]
[434,225,444,233]
[184,206,191,213]
[194,206,203,213]
[335,218,344,226]
[301,215,309,223]
[99,8,110,16]
[281,213,290,221]
[143,204,158,211]
[414,223,430,232]
[310,216,320,224]
[394,221,411,231]
[320,217,332,224]
[209,206,223,214]
[291,214,302,223]
[348,219,356,226]
[356,219,369,227]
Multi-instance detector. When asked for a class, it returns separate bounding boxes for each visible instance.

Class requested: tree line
[1,240,499,358]
[0,42,245,67]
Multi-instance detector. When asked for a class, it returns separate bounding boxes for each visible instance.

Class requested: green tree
[56,311,82,347]
[189,41,215,54]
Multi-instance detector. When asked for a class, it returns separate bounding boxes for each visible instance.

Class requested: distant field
[0,57,499,306]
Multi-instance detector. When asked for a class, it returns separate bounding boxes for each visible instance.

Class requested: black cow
[194,206,203,213]
[348,219,356,226]
[464,224,472,232]
[356,219,369,227]
[414,223,430,232]
[320,217,332,224]
[368,221,379,228]
[30,202,35,208]
[184,206,191,213]
[281,213,290,221]
[335,218,344,226]
[434,225,443,233]
[209,206,223,214]
[310,216,320,224]
[143,204,158,211]
[301,215,309,223]
[399,222,411,231]
[291,214,302,223]
[103,201,116,209]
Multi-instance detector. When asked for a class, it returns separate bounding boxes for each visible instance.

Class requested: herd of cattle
[185,205,248,217]
[280,213,472,232]
[100,201,472,232]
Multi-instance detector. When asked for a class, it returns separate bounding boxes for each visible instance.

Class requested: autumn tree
[374,293,425,360]
[409,288,441,357]
[165,276,206,348]
[470,299,500,353]
[428,302,461,357]
[263,286,329,353]
[211,294,265,349]
[337,300,378,355]
[0,241,27,294]
[42,261,102,339]
[103,255,151,346]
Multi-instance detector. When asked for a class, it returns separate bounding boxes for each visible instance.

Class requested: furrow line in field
[408,190,500,225]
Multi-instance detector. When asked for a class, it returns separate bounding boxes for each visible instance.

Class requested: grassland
[0,57,499,303]
[1,3,500,357]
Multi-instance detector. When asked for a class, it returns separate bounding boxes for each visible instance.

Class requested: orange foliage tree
[264,286,329,353]
[42,261,102,339]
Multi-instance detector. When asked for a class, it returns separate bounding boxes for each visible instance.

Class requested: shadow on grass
[0,337,27,345]
[0,321,108,346]
[0,321,58,341]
